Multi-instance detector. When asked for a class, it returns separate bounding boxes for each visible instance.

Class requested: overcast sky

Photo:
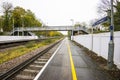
[0,0,99,26]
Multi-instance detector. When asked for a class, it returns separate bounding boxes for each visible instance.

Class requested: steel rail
[0,37,61,49]
[0,39,62,80]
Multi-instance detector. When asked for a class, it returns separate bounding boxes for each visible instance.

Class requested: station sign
[92,16,108,27]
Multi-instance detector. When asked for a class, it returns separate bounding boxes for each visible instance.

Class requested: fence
[0,36,38,43]
[73,31,120,69]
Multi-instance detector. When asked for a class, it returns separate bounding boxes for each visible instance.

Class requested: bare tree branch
[97,0,119,15]
[1,2,13,31]
[2,2,13,13]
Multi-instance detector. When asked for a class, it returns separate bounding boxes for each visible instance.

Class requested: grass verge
[0,38,60,64]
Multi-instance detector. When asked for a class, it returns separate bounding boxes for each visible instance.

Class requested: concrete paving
[36,38,112,80]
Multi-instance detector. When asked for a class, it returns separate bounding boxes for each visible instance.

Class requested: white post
[70,19,74,40]
[12,18,14,36]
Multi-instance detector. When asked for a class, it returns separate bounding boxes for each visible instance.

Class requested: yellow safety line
[67,42,77,80]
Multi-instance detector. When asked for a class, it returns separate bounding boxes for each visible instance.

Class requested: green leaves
[0,2,42,32]
[114,1,120,31]
[12,7,42,28]
[98,0,120,31]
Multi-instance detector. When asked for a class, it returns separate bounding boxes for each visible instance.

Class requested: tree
[24,10,34,27]
[98,0,118,14]
[1,2,42,32]
[74,22,82,28]
[23,9,42,27]
[114,1,120,31]
[34,31,63,37]
[12,7,42,28]
[12,6,26,27]
[74,22,87,30]
[0,16,4,32]
[2,2,13,31]
[98,0,120,31]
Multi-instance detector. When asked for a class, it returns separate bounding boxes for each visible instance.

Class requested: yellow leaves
[0,46,29,64]
[49,31,54,37]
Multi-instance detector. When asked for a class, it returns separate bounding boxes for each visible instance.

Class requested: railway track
[0,41,28,49]
[0,37,61,49]
[0,39,42,49]
[0,39,62,80]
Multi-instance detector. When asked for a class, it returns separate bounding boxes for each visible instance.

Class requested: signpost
[92,1,114,69]
[92,16,108,27]
[108,0,114,69]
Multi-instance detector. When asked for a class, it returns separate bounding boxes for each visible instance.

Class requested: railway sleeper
[40,56,50,59]
[13,74,35,80]
[14,69,39,78]
[0,39,62,80]
[27,65,43,70]
[37,58,48,62]
[34,61,46,65]
[24,69,40,73]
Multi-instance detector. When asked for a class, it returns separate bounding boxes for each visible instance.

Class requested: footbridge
[14,26,89,33]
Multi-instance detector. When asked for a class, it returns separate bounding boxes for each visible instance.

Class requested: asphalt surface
[37,38,112,80]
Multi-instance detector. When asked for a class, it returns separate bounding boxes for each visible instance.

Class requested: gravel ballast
[0,41,59,74]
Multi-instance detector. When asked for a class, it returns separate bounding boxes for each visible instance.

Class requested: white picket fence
[73,31,120,69]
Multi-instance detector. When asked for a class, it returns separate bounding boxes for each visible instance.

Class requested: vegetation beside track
[0,38,61,64]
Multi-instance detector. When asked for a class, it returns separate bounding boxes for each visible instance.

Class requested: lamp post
[70,19,74,40]
[91,25,93,51]
[21,15,24,36]
[12,17,14,36]
[107,0,114,69]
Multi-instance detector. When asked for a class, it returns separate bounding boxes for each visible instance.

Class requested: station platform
[34,38,112,80]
